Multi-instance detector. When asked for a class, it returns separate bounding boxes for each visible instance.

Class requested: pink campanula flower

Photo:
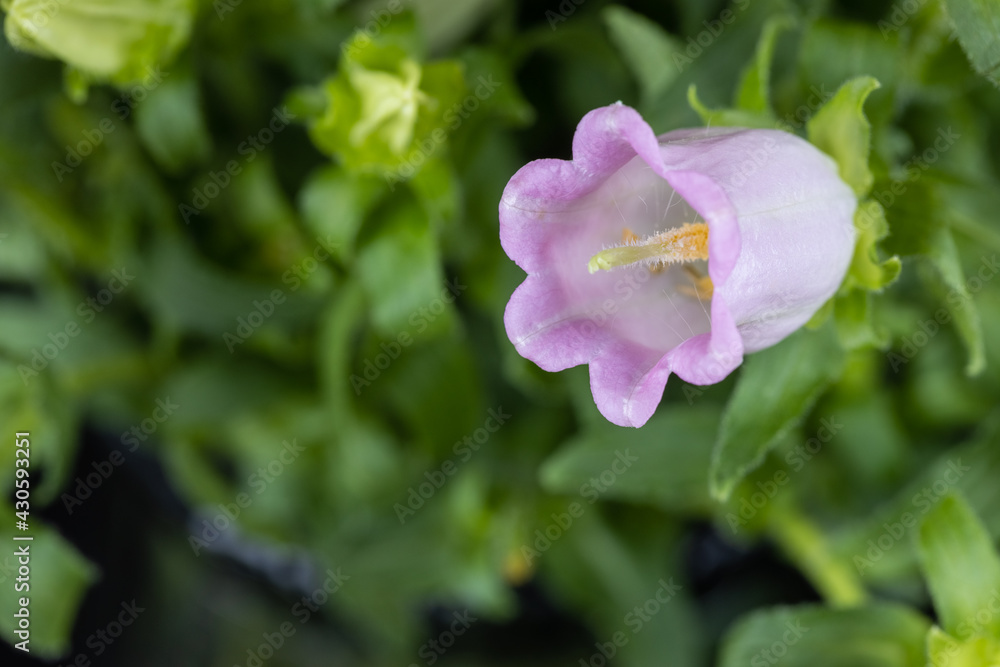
[500,103,856,427]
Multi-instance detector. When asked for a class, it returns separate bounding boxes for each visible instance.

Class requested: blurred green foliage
[1,0,1000,665]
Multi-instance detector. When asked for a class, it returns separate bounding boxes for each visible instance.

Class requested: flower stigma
[587,222,709,274]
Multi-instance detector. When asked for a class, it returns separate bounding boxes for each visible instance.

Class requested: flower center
[587,222,709,274]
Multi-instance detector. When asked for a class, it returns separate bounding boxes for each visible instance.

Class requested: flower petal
[504,274,610,372]
[589,338,670,428]
[499,103,856,427]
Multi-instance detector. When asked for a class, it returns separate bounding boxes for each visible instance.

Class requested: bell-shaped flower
[347,59,432,155]
[3,0,193,86]
[299,19,466,175]
[500,103,856,427]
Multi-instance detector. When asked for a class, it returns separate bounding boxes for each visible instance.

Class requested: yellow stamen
[678,265,714,299]
[588,222,709,274]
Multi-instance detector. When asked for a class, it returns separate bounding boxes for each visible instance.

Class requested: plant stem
[769,505,868,608]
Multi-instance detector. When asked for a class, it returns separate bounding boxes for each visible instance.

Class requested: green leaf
[540,405,721,515]
[134,71,211,173]
[833,289,889,350]
[807,76,880,198]
[369,336,482,457]
[942,0,1000,86]
[927,626,1000,667]
[766,505,869,607]
[602,6,683,104]
[734,14,793,114]
[921,230,986,376]
[0,303,84,503]
[329,413,403,505]
[847,200,901,291]
[917,493,1000,640]
[687,84,776,129]
[718,603,929,667]
[223,157,307,262]
[407,156,460,223]
[318,279,366,415]
[545,513,705,666]
[829,419,1000,583]
[824,391,907,486]
[880,178,986,375]
[0,208,47,282]
[681,11,799,128]
[354,201,447,337]
[139,234,321,338]
[299,166,384,264]
[798,19,900,108]
[710,324,844,501]
[0,518,97,658]
[159,359,296,434]
[457,48,535,127]
[796,20,899,151]
[879,177,947,260]
[805,297,834,329]
[409,0,497,54]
